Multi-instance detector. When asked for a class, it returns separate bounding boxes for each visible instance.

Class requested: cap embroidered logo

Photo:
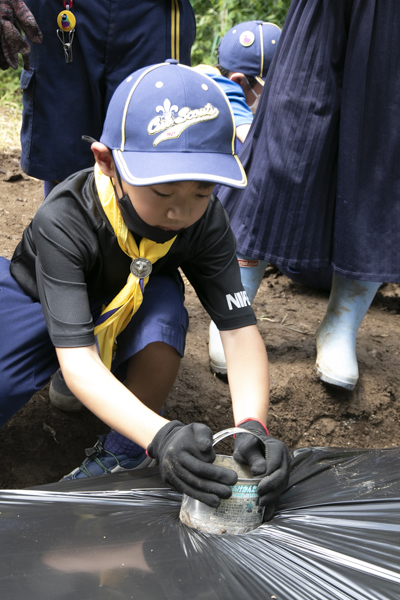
[100,60,247,188]
[148,99,219,146]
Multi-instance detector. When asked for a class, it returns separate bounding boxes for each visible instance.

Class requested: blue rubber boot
[237,253,269,304]
[209,254,268,375]
[316,273,381,390]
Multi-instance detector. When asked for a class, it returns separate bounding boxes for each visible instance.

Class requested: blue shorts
[0,258,188,426]
[21,0,196,181]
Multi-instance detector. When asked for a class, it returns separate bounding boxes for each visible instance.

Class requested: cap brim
[113,150,247,188]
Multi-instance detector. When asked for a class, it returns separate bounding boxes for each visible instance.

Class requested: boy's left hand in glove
[147,420,238,508]
[233,418,291,520]
[0,0,42,70]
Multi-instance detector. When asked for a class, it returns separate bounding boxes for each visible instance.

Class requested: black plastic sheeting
[1,446,400,599]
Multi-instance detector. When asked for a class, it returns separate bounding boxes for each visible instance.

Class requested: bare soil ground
[1,149,400,489]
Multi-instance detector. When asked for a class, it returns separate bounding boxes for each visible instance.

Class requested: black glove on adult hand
[0,0,42,70]
[148,420,238,508]
[233,418,291,520]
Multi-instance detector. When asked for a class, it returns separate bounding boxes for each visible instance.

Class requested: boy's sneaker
[49,369,83,412]
[61,435,157,480]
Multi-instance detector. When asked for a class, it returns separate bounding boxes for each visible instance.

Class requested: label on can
[231,484,258,496]
[209,483,263,525]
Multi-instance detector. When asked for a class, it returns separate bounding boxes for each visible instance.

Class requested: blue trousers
[21,0,196,181]
[0,258,188,426]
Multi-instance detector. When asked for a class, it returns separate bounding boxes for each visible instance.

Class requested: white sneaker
[209,321,227,375]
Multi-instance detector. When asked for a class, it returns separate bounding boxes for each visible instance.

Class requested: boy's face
[229,73,263,111]
[120,179,215,231]
[92,143,214,230]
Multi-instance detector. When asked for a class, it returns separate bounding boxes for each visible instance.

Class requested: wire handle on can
[212,427,268,462]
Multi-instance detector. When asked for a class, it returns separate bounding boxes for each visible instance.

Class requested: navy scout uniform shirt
[10,169,256,349]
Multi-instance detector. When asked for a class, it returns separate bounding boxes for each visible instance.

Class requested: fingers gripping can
[179,428,267,535]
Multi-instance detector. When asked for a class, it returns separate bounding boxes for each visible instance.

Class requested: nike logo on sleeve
[226,291,251,310]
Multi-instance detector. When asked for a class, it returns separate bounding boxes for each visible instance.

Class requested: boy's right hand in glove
[147,420,238,507]
[0,0,42,70]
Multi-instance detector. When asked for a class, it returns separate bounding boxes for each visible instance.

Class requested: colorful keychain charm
[57,1,76,63]
[57,10,76,32]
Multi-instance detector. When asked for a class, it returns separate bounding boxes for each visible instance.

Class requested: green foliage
[190,0,291,65]
[0,58,23,108]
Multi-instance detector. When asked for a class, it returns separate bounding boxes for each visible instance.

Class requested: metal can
[179,427,267,535]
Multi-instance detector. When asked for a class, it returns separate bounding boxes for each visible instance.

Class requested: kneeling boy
[0,60,289,515]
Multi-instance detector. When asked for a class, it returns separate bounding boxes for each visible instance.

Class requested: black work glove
[148,420,238,508]
[0,0,42,70]
[233,418,291,521]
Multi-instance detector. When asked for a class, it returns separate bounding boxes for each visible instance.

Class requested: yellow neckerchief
[93,164,177,369]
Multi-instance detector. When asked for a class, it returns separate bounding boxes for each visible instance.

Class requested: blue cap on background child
[100,59,247,188]
[218,21,281,85]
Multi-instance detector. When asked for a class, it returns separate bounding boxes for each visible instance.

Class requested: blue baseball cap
[100,60,247,188]
[218,21,281,85]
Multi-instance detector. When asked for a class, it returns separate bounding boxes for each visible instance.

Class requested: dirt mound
[1,150,399,488]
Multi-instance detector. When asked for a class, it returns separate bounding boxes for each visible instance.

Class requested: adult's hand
[233,418,291,520]
[0,0,42,70]
[147,420,238,507]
